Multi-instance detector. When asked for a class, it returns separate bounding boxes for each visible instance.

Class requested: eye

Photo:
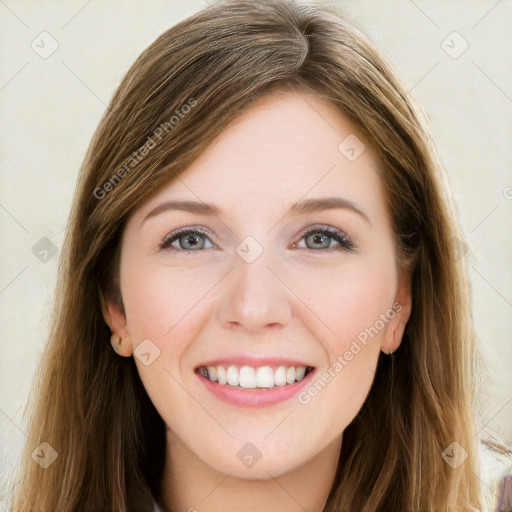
[160,227,217,252]
[293,225,356,252]
[159,225,356,253]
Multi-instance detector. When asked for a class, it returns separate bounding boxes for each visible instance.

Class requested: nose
[215,244,293,333]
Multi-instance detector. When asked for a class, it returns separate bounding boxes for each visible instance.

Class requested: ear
[99,289,133,357]
[381,267,412,354]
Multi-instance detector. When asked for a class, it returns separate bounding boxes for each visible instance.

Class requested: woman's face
[104,91,411,479]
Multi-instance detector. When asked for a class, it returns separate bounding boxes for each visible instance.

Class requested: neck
[157,430,341,512]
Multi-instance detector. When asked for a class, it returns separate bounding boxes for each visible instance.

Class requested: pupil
[184,234,201,249]
[309,233,328,248]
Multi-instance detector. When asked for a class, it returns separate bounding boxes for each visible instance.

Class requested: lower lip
[196,369,317,407]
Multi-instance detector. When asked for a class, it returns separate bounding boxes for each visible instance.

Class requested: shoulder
[152,501,166,512]
[478,438,512,510]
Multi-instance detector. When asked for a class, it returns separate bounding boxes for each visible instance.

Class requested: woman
[9,0,497,510]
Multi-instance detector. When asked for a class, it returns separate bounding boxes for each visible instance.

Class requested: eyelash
[159,225,356,253]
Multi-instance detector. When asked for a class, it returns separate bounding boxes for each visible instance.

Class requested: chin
[200,438,316,480]
[209,456,304,480]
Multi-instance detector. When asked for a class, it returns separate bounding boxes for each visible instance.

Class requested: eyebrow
[141,196,372,226]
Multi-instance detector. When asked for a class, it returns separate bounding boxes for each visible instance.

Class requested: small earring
[111,333,122,354]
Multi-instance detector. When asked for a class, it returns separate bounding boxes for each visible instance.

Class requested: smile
[195,360,316,407]
[197,364,314,389]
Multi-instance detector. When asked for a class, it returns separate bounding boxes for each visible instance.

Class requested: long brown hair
[10,1,488,510]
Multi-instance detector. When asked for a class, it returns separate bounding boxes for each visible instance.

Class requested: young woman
[10,0,501,510]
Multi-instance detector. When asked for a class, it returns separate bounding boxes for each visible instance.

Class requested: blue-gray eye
[299,227,355,251]
[160,228,215,251]
[160,226,355,253]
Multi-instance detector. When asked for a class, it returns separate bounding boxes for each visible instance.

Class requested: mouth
[195,364,314,389]
[194,360,316,407]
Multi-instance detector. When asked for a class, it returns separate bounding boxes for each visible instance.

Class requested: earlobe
[382,313,410,355]
[384,321,406,355]
[110,332,133,357]
[381,268,412,355]
[99,290,133,357]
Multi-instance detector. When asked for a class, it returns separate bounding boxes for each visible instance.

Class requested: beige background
[1,1,511,510]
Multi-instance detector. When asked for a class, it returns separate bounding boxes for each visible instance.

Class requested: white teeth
[207,366,217,382]
[286,367,296,384]
[256,366,274,388]
[274,366,287,386]
[239,366,257,388]
[200,364,311,388]
[227,365,239,386]
[217,365,227,385]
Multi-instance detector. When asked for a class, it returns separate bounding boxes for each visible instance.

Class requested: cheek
[291,254,396,357]
[294,263,394,432]
[120,261,217,427]
[299,349,378,440]
[290,252,396,414]
[120,259,221,343]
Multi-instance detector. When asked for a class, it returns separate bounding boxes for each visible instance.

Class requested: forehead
[135,91,390,228]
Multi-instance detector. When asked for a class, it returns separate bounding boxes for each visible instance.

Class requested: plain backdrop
[1,0,511,510]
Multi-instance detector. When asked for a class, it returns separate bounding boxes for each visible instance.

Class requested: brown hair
[10,0,491,510]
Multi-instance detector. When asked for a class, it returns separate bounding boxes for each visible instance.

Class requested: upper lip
[196,356,314,369]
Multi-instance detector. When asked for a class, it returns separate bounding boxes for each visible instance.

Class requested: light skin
[102,90,412,512]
